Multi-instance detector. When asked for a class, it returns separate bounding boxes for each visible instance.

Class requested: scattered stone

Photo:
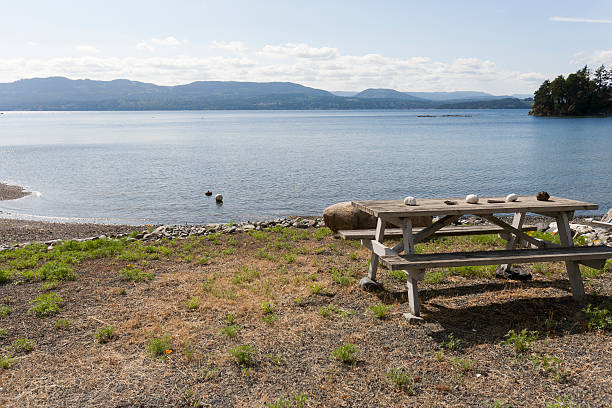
[465,194,479,204]
[404,196,417,206]
[536,191,550,201]
[323,201,378,232]
[505,193,518,202]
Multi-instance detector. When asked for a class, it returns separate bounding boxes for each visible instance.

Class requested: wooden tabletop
[352,196,598,218]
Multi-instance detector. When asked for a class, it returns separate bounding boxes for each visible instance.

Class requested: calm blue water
[0,110,610,225]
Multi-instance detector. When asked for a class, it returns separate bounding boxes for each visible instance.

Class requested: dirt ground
[0,228,610,408]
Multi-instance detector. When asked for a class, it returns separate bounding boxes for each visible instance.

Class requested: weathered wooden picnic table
[350,195,612,319]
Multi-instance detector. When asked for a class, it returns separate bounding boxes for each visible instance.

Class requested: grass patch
[313,227,332,240]
[424,270,445,284]
[55,318,71,330]
[28,292,64,317]
[367,304,392,319]
[119,265,153,282]
[331,266,356,286]
[232,266,260,285]
[440,333,463,352]
[387,269,406,283]
[446,265,496,278]
[0,305,11,318]
[319,305,351,318]
[0,355,16,369]
[36,261,76,281]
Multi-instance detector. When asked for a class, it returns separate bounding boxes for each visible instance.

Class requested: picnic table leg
[401,218,424,321]
[496,212,527,277]
[556,212,585,301]
[367,218,386,282]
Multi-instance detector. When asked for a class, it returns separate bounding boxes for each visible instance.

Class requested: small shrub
[185,296,200,310]
[440,333,463,352]
[119,265,153,282]
[367,304,392,320]
[583,304,611,331]
[319,305,350,318]
[387,368,415,393]
[282,253,296,264]
[232,266,260,285]
[13,338,34,353]
[262,314,278,324]
[0,305,11,318]
[545,395,576,408]
[28,292,64,317]
[229,345,256,366]
[0,327,8,337]
[503,329,538,352]
[148,335,172,358]
[331,343,359,365]
[95,325,116,343]
[221,248,235,256]
[55,318,70,330]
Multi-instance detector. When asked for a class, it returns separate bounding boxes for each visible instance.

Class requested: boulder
[602,208,612,223]
[323,201,432,232]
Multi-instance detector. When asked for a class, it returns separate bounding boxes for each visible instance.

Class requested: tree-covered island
[530,65,612,116]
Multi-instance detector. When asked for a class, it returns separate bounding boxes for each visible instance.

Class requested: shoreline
[0,182,31,201]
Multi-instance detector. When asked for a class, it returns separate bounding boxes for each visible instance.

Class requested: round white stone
[505,193,518,202]
[404,196,417,206]
[465,194,479,204]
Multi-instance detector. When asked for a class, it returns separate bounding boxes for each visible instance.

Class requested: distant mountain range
[0,77,533,111]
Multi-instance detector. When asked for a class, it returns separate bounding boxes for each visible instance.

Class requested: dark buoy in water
[205,191,212,196]
[215,194,223,203]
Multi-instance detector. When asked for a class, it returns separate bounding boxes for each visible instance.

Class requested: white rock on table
[404,196,417,206]
[465,194,479,204]
[505,193,518,202]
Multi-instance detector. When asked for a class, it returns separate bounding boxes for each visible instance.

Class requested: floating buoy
[465,194,479,204]
[205,191,212,196]
[215,194,223,203]
[404,196,417,206]
[505,193,518,202]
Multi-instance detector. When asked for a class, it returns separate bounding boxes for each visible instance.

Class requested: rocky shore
[0,182,31,201]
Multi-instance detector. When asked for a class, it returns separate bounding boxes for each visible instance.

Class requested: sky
[1,0,611,94]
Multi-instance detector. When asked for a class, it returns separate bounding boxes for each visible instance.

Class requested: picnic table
[347,195,612,319]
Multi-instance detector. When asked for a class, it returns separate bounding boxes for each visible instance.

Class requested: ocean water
[0,110,610,225]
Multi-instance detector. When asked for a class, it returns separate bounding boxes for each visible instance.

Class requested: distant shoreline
[0,182,31,201]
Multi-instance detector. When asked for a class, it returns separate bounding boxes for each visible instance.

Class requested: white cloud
[136,37,183,52]
[75,45,101,54]
[211,41,247,53]
[571,50,612,66]
[260,43,340,60]
[550,16,612,24]
[0,42,547,93]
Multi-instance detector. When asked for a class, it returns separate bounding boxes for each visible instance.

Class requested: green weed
[220,324,241,338]
[0,327,8,337]
[331,343,359,365]
[387,368,415,393]
[530,353,569,382]
[319,305,351,318]
[119,265,153,282]
[387,269,406,283]
[95,325,117,343]
[440,333,463,352]
[313,227,332,240]
[232,266,260,285]
[583,304,611,331]
[0,305,11,318]
[28,292,64,317]
[36,261,76,281]
[148,335,172,358]
[13,338,34,353]
[331,266,356,286]
[424,270,445,284]
[451,357,474,373]
[229,344,256,366]
[367,304,392,319]
[544,395,576,408]
[503,329,538,352]
[55,318,71,330]
[260,301,275,314]
[0,355,16,369]
[185,296,200,310]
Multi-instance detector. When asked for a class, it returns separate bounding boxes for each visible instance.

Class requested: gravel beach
[0,182,31,201]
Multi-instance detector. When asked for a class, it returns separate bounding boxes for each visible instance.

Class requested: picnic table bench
[349,195,612,319]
